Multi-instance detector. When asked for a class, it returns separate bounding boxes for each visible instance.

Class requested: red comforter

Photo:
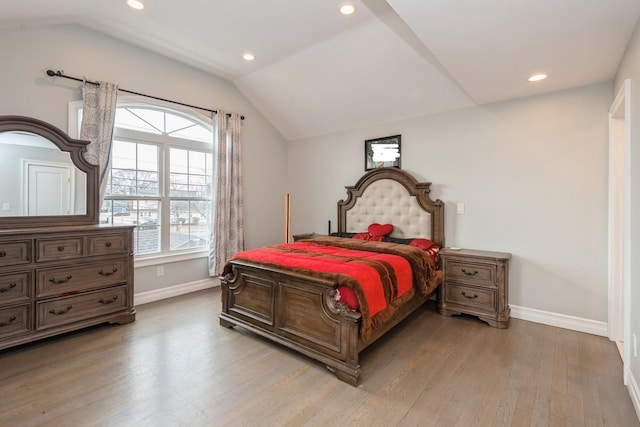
[223,236,442,340]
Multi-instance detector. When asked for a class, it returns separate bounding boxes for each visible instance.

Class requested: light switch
[456,203,465,214]
[2,202,9,211]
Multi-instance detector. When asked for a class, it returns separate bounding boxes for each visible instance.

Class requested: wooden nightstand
[437,248,511,328]
[292,233,317,242]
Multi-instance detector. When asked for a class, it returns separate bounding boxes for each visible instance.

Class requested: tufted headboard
[337,168,444,246]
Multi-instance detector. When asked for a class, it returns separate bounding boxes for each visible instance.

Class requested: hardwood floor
[1,288,637,426]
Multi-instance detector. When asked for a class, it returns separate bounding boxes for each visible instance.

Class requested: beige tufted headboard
[337,168,444,246]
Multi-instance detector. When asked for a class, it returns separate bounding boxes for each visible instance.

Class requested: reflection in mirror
[0,131,87,216]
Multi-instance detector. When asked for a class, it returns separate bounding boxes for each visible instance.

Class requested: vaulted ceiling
[1,0,639,140]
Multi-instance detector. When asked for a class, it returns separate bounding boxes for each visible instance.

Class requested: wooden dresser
[0,116,137,351]
[0,224,135,350]
[437,248,511,328]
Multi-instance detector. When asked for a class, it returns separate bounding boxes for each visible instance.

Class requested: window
[100,103,213,257]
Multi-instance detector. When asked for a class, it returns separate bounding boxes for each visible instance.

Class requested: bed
[219,167,444,385]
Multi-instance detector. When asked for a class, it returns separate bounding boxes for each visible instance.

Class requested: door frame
[608,79,632,382]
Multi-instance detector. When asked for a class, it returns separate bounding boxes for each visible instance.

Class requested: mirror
[0,131,87,216]
[0,116,99,228]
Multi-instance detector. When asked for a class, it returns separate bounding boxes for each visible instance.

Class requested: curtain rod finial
[46,69,60,77]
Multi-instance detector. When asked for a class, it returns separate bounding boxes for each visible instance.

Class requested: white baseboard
[134,277,220,305]
[510,304,608,337]
[628,368,640,422]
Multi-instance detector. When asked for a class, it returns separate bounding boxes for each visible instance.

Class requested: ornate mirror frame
[0,115,99,228]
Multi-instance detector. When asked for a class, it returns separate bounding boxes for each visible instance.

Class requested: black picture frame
[365,134,401,171]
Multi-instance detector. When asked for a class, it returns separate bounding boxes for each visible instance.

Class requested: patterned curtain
[81,81,118,203]
[209,111,244,276]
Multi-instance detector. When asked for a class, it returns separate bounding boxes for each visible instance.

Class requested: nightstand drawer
[445,283,496,312]
[444,260,496,288]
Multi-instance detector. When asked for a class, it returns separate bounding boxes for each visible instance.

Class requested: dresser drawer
[37,259,128,298]
[444,259,496,288]
[444,283,496,312]
[0,240,31,267]
[36,286,128,330]
[88,234,128,256]
[36,237,84,262]
[0,271,31,305]
[0,304,32,339]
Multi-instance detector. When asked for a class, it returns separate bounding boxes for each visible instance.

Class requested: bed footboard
[219,260,364,385]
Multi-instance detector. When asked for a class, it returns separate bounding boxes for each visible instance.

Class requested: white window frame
[68,97,214,266]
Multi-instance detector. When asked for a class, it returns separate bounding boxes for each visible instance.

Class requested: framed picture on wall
[365,134,401,171]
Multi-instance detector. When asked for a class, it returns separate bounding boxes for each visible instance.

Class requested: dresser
[0,224,135,350]
[437,248,511,328]
[0,115,137,351]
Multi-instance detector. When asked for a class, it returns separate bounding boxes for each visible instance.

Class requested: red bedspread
[223,236,442,340]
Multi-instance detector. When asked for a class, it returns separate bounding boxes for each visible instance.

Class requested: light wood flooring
[1,288,638,426]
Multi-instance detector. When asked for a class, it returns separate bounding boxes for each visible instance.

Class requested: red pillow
[368,223,393,237]
[409,238,435,250]
[352,232,370,240]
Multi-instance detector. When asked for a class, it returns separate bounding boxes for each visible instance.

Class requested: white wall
[0,24,288,293]
[288,82,612,322]
[615,17,640,408]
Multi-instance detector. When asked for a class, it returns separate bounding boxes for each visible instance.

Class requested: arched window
[101,102,214,256]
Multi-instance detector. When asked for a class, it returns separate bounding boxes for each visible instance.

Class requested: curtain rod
[46,69,244,120]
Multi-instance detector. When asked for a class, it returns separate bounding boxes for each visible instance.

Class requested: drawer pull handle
[0,282,17,293]
[461,268,478,276]
[461,291,478,300]
[49,275,73,284]
[98,268,118,276]
[57,246,65,252]
[0,316,17,327]
[49,305,73,315]
[0,251,6,257]
[105,242,112,247]
[99,296,118,304]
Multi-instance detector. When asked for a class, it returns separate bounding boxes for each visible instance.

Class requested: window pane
[189,151,206,175]
[138,144,158,172]
[137,171,159,195]
[170,148,188,174]
[165,113,195,134]
[135,200,161,255]
[115,109,161,134]
[128,108,165,133]
[171,125,213,143]
[169,200,210,250]
[169,148,211,197]
[112,140,137,169]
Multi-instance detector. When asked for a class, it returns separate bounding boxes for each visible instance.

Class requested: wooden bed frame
[219,168,444,385]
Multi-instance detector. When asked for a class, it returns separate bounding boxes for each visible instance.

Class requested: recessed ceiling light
[340,3,356,15]
[528,73,548,82]
[242,53,255,61]
[127,0,144,10]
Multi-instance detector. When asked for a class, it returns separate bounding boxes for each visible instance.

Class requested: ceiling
[1,0,639,140]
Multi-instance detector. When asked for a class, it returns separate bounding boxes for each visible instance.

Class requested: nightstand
[292,233,316,242]
[437,248,511,328]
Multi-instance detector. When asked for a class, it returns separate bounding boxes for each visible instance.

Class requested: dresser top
[0,224,134,237]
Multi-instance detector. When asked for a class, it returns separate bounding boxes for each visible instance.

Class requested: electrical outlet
[2,202,9,211]
[456,203,465,214]
[156,266,165,277]
[634,334,638,358]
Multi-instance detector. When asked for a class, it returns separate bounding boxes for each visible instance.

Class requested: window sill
[134,250,208,268]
